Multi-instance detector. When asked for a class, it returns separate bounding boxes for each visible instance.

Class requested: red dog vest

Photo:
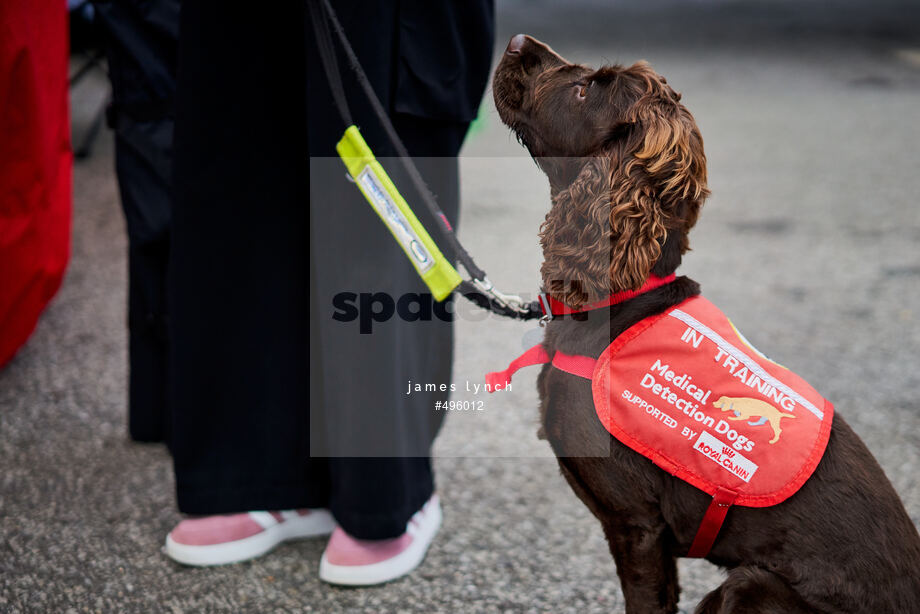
[487,294,834,557]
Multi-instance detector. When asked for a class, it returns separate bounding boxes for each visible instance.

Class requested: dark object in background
[69,0,101,54]
[69,1,110,158]
[94,0,179,443]
[0,0,72,369]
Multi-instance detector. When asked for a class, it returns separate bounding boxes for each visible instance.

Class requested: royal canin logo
[721,446,736,458]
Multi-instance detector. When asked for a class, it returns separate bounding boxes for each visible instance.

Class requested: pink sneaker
[319,495,442,586]
[165,508,336,566]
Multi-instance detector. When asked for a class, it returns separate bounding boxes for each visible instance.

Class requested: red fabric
[540,274,676,318]
[486,344,549,390]
[687,486,737,558]
[551,351,596,379]
[0,0,72,368]
[593,296,833,508]
[485,347,598,390]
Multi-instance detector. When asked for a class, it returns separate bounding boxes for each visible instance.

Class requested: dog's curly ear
[540,157,615,308]
[608,87,709,290]
[630,96,707,213]
[607,152,669,293]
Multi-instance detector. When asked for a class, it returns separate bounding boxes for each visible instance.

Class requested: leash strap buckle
[470,276,527,314]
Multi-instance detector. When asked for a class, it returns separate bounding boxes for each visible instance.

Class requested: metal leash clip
[470,276,530,316]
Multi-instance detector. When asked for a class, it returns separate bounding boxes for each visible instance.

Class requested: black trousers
[96,0,179,444]
[168,1,476,539]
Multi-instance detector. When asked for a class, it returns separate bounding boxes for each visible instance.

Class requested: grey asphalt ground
[3,1,920,612]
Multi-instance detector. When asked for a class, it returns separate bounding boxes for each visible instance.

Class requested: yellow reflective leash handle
[336,125,462,302]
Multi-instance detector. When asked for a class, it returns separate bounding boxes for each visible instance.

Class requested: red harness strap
[487,340,734,558]
[551,351,596,379]
[687,486,737,558]
[486,347,597,390]
[485,344,549,390]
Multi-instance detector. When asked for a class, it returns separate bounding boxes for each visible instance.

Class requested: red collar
[537,273,677,320]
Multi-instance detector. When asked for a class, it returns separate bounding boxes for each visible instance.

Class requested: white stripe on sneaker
[248,511,279,530]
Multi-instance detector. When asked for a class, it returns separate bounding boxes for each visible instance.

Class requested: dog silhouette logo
[713,396,796,444]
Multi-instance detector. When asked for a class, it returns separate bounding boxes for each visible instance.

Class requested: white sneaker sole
[165,509,337,567]
[319,498,442,586]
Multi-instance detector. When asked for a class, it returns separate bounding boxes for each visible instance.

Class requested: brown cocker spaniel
[493,34,920,614]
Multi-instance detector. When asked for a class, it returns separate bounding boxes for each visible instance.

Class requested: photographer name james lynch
[406,380,508,395]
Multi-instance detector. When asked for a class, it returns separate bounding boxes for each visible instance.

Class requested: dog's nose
[506,34,526,55]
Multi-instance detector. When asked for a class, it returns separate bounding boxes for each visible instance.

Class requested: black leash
[307,0,542,321]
